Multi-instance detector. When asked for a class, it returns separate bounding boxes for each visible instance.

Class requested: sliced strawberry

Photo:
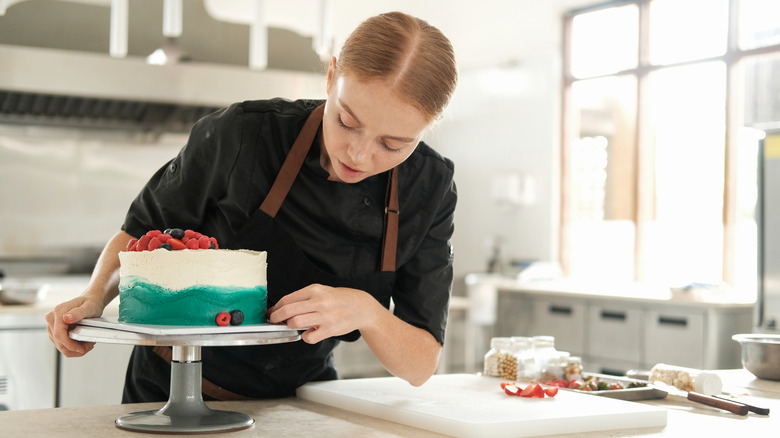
[532,384,545,398]
[167,238,187,250]
[198,236,211,249]
[158,233,172,243]
[148,237,162,251]
[136,234,151,251]
[503,384,521,396]
[544,386,559,397]
[186,238,199,249]
[125,239,138,251]
[520,384,535,397]
[146,230,162,238]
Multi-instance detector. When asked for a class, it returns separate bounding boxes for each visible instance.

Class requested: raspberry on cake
[117,229,268,326]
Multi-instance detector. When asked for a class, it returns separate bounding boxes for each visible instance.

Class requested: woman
[46,11,458,401]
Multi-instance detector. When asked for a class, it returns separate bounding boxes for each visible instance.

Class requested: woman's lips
[338,160,364,178]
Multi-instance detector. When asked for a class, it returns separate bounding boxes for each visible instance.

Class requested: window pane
[564,76,638,282]
[570,5,638,78]
[644,62,727,284]
[649,0,729,65]
[742,52,780,127]
[738,0,780,49]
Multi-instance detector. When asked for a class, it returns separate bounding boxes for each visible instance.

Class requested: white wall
[429,2,587,287]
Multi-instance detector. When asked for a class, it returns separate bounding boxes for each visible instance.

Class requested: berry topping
[167,228,185,239]
[167,238,187,250]
[136,235,151,251]
[122,229,219,252]
[148,237,162,251]
[126,239,138,251]
[229,310,244,326]
[216,312,231,326]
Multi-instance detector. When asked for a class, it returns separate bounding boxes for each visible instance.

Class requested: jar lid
[693,372,723,394]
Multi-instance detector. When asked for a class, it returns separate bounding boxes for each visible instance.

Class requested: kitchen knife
[712,394,770,415]
[687,392,748,415]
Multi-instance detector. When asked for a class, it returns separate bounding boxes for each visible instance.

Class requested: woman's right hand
[45,294,105,357]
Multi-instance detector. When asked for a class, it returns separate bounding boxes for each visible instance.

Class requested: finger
[52,310,89,354]
[301,327,324,344]
[273,287,314,308]
[269,299,317,324]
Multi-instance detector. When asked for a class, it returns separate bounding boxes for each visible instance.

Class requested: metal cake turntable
[70,317,301,434]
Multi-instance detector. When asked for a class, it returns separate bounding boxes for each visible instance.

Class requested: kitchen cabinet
[58,344,133,407]
[0,314,56,410]
[491,282,753,374]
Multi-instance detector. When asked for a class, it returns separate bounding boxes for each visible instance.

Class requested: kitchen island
[2,369,778,437]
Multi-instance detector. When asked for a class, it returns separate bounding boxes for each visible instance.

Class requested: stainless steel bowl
[732,334,780,381]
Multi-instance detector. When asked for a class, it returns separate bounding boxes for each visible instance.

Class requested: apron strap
[259,103,325,218]
[381,167,399,272]
[258,102,399,272]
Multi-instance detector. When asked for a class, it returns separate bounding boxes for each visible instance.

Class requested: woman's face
[321,63,429,183]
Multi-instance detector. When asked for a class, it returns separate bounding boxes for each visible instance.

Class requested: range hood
[0,44,326,133]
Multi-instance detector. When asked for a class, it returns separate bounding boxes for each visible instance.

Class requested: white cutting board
[297,374,667,438]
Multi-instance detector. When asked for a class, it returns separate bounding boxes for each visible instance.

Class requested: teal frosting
[118,276,268,326]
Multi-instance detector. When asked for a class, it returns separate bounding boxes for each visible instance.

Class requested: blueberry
[229,310,244,326]
[160,243,173,250]
[209,241,216,249]
[169,228,185,239]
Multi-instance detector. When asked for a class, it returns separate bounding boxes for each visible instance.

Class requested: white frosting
[119,249,267,290]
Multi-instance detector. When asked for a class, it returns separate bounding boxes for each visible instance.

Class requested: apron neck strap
[381,167,399,272]
[260,103,325,218]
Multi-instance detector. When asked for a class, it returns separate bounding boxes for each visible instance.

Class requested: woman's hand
[268,283,442,386]
[45,293,105,357]
[268,283,381,344]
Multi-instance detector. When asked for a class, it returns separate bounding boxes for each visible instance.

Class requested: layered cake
[118,229,268,326]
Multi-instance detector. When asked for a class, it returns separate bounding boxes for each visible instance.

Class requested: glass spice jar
[483,337,511,378]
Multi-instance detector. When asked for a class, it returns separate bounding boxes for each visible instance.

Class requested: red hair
[334,11,458,122]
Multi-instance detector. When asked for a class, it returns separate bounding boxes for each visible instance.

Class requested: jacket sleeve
[121,104,243,238]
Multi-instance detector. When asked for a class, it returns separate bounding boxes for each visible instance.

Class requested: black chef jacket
[121,98,456,345]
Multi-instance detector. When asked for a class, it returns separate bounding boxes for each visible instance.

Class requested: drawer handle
[600,311,626,321]
[658,316,687,327]
[549,305,572,315]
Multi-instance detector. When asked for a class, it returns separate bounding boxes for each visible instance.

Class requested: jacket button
[362,196,372,207]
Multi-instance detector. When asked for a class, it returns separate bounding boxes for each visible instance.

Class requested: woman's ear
[326,57,337,92]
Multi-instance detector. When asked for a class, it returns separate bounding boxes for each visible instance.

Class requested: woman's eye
[383,143,404,154]
[337,115,355,130]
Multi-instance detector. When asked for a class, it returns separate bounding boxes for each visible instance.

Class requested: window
[562,0,780,296]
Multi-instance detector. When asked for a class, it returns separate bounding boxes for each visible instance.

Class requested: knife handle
[687,392,749,415]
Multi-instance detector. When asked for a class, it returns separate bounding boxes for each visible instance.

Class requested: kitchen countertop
[478,276,756,307]
[0,275,119,322]
[2,370,778,437]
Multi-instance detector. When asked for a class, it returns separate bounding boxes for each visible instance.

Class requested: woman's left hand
[268,284,381,344]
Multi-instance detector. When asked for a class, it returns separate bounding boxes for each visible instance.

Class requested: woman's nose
[347,138,371,163]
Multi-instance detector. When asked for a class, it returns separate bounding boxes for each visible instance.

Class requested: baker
[45,11,458,402]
